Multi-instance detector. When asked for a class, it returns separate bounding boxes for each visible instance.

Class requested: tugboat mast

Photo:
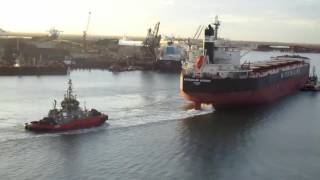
[312,66,317,78]
[66,79,73,99]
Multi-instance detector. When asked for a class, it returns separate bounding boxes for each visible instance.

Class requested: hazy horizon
[1,0,319,44]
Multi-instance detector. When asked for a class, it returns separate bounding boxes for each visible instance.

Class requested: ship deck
[242,57,308,73]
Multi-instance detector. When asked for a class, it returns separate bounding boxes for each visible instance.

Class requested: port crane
[83,11,92,51]
[152,22,160,45]
[144,22,161,48]
[143,22,161,60]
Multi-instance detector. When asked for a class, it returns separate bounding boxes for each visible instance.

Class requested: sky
[0,0,319,44]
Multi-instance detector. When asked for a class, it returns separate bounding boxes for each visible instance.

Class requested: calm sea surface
[1,52,320,180]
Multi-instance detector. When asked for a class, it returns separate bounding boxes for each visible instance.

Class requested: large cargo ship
[180,17,310,109]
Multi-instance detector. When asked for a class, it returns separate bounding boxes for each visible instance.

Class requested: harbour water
[1,52,320,179]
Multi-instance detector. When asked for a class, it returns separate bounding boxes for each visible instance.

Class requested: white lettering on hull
[184,78,212,83]
[184,78,212,86]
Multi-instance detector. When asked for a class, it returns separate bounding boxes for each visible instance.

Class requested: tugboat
[25,79,108,132]
[301,66,320,91]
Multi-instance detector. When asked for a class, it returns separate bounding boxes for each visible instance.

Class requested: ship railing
[252,62,306,73]
[183,63,253,76]
[185,69,253,79]
[202,71,251,79]
[204,64,252,72]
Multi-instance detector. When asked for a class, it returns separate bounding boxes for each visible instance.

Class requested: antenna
[67,79,73,99]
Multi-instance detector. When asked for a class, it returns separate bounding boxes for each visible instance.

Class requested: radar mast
[213,16,220,40]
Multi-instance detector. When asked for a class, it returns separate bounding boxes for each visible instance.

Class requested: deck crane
[83,11,92,51]
[187,25,204,48]
[192,25,204,40]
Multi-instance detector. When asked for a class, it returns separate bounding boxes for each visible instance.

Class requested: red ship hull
[25,114,108,132]
[181,75,308,108]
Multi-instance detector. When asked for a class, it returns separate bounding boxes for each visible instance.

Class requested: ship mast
[213,16,220,40]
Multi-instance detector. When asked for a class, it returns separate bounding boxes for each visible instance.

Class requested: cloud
[216,15,263,24]
[0,0,319,43]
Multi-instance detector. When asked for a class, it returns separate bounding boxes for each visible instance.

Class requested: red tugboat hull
[25,114,108,132]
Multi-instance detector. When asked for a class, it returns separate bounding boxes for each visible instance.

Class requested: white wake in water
[109,105,213,128]
[0,105,213,143]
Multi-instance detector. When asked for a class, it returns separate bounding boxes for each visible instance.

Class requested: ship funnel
[204,24,215,63]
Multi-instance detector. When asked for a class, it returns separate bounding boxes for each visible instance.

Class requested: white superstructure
[157,39,185,62]
[184,16,245,78]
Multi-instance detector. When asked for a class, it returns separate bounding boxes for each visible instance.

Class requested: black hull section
[0,67,68,76]
[182,65,310,94]
[181,64,310,108]
[155,60,182,72]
